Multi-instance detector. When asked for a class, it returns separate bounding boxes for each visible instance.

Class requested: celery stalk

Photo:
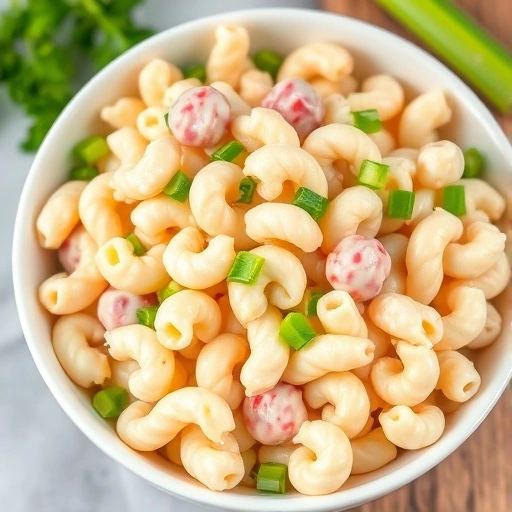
[374,0,512,113]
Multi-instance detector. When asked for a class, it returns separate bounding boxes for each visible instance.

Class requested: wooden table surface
[320,1,512,511]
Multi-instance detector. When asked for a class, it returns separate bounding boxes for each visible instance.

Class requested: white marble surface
[0,1,315,511]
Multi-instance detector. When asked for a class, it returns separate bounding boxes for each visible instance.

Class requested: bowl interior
[13,8,512,512]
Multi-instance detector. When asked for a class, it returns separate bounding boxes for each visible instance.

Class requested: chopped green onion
[237,177,257,204]
[463,148,485,178]
[351,109,382,134]
[388,190,416,220]
[306,291,327,317]
[256,463,287,494]
[357,160,390,190]
[443,185,466,217]
[157,281,183,303]
[125,233,146,257]
[227,252,265,285]
[279,312,316,350]
[182,64,206,83]
[73,135,109,164]
[69,165,98,181]
[374,0,512,113]
[291,187,329,221]
[211,141,246,162]
[252,49,284,81]
[163,171,192,203]
[92,386,129,419]
[163,112,170,130]
[136,305,159,329]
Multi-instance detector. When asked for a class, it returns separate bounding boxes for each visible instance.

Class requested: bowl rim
[12,7,512,511]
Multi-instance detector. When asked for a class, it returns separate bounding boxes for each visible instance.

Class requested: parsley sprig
[0,0,154,151]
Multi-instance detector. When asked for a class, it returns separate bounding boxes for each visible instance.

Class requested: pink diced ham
[243,383,307,445]
[97,287,157,331]
[261,78,324,140]
[326,235,391,302]
[168,86,231,147]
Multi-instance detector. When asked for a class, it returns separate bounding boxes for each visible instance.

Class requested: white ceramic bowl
[13,8,512,512]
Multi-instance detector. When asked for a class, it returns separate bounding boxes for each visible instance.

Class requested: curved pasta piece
[239,448,257,488]
[218,295,246,336]
[319,186,382,254]
[39,228,108,314]
[52,314,110,388]
[351,314,392,381]
[195,333,249,410]
[78,172,125,246]
[388,147,420,160]
[106,127,148,166]
[231,108,300,152]
[206,25,250,88]
[467,302,502,349]
[37,181,87,249]
[138,58,183,107]
[404,188,436,230]
[155,290,221,350]
[180,425,244,491]
[371,340,440,406]
[323,94,351,125]
[189,161,255,250]
[243,144,328,200]
[447,251,510,300]
[416,140,464,189]
[105,324,175,403]
[136,106,170,141]
[228,245,307,326]
[436,350,481,402]
[303,372,370,438]
[456,178,506,221]
[289,420,352,495]
[116,387,235,451]
[106,359,140,393]
[435,286,487,350]
[111,138,182,203]
[165,433,183,466]
[282,334,375,385]
[348,74,404,121]
[245,203,323,253]
[232,407,256,452]
[178,336,204,361]
[163,227,236,289]
[351,427,398,475]
[286,246,330,288]
[180,146,210,178]
[240,306,290,396]
[369,130,396,157]
[258,442,298,466]
[239,69,273,107]
[163,78,202,107]
[95,238,169,295]
[302,124,382,177]
[368,293,443,348]
[316,291,367,337]
[131,195,198,246]
[277,42,353,82]
[406,208,463,304]
[378,234,408,294]
[169,357,189,393]
[398,89,451,148]
[380,404,445,450]
[100,97,146,129]
[210,81,252,117]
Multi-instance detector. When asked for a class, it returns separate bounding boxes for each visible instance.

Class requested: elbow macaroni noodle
[35,24,509,495]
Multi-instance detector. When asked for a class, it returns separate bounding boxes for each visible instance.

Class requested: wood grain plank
[320,2,512,510]
[323,0,512,134]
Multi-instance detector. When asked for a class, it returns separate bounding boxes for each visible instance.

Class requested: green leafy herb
[0,0,155,151]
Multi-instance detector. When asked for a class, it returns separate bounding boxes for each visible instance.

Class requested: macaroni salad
[35,24,509,496]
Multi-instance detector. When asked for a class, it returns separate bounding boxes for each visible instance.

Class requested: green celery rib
[374,0,512,113]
